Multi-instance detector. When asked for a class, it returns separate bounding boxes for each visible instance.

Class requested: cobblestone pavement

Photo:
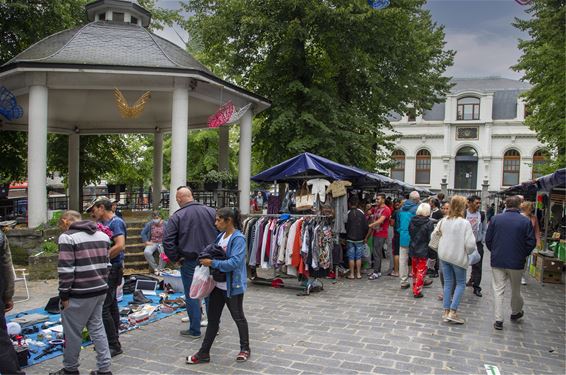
[22,253,565,374]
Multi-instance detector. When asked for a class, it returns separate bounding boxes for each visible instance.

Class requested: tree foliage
[513,0,566,172]
[182,0,454,171]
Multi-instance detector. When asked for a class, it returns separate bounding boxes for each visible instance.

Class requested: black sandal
[236,351,250,362]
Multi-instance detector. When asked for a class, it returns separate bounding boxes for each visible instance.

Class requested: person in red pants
[409,203,435,298]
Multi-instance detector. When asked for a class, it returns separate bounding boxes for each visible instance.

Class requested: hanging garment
[307,179,331,203]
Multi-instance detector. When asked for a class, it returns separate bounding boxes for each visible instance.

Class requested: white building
[388,77,547,194]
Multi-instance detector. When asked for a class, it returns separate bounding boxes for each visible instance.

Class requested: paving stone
[19,257,565,375]
[339,360,374,372]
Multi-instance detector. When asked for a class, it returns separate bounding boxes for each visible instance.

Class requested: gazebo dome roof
[3,21,211,73]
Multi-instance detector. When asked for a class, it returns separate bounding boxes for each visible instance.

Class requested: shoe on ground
[181,317,190,323]
[510,310,524,321]
[186,352,210,364]
[110,347,123,358]
[400,283,410,289]
[521,277,527,285]
[442,310,450,322]
[236,350,251,362]
[423,279,433,287]
[368,272,380,280]
[180,330,201,339]
[473,289,482,297]
[413,293,424,298]
[447,311,465,324]
[90,371,112,375]
[201,319,208,327]
[49,369,79,375]
[494,321,503,330]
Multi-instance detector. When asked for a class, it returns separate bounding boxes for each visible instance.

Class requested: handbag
[428,218,444,251]
[295,182,314,211]
[468,247,481,265]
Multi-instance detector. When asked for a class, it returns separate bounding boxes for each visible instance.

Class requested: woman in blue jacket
[186,207,250,365]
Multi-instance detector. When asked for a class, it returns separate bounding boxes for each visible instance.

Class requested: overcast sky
[154,0,531,80]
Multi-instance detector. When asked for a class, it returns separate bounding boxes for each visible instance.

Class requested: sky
[154,0,532,80]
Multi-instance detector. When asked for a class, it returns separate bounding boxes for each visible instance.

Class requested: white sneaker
[201,319,208,327]
[521,277,527,285]
[181,317,189,323]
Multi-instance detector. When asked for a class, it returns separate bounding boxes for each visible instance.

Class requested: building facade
[388,77,547,193]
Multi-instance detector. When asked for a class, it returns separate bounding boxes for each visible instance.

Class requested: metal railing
[0,189,240,221]
[447,189,482,197]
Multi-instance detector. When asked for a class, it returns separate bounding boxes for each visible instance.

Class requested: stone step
[124,251,147,263]
[126,243,144,253]
[123,261,150,274]
[126,235,143,245]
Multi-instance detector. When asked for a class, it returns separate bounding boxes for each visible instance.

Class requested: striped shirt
[58,220,111,301]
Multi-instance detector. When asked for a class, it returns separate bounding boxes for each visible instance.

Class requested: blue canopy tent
[499,168,566,198]
[251,152,432,195]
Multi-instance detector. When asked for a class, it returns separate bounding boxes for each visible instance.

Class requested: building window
[98,12,106,21]
[391,149,405,182]
[503,149,521,186]
[457,96,480,120]
[456,127,479,140]
[131,16,138,24]
[415,149,431,185]
[113,12,124,22]
[532,150,547,179]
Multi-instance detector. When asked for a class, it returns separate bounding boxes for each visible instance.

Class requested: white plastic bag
[189,265,216,299]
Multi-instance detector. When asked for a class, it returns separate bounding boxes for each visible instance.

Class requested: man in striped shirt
[51,210,112,375]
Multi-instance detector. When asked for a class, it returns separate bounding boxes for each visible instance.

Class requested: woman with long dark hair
[186,207,250,364]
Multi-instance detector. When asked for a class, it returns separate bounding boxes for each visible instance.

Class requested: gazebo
[0,0,270,227]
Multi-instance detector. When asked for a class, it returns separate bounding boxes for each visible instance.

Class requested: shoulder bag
[296,182,314,211]
[428,218,444,251]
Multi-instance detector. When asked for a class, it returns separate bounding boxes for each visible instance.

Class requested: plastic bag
[189,266,216,299]
[468,248,481,265]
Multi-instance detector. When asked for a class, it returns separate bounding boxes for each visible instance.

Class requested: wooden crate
[535,256,563,284]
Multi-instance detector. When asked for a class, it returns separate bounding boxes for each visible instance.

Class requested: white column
[27,85,48,227]
[169,87,189,214]
[152,131,164,209]
[218,126,230,172]
[68,133,80,211]
[238,109,253,214]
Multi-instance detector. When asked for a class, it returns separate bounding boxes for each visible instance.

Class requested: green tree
[182,0,454,171]
[513,0,566,172]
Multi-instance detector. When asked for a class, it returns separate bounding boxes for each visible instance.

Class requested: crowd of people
[344,191,538,327]
[0,186,540,375]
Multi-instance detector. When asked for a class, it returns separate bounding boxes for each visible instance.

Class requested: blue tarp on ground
[7,292,184,367]
[251,152,432,195]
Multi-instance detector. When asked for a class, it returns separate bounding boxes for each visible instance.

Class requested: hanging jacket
[408,216,435,258]
[397,200,419,247]
[210,230,247,297]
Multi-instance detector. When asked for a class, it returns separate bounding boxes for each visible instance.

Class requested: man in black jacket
[486,195,536,331]
[345,196,369,279]
[163,186,217,338]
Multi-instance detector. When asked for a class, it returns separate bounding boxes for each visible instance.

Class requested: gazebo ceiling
[0,6,270,134]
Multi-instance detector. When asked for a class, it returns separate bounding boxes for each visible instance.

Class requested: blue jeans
[181,259,202,336]
[441,261,467,311]
[347,241,365,261]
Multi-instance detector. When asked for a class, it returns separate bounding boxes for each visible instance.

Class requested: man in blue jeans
[345,197,369,279]
[163,186,217,338]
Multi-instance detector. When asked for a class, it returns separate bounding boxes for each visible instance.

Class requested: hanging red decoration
[207,101,235,128]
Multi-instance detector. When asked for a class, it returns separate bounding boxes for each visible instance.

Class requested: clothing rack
[244,213,334,295]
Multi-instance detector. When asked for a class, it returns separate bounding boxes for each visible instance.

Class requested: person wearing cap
[141,211,167,275]
[86,196,127,358]
[111,200,123,219]
[0,224,24,375]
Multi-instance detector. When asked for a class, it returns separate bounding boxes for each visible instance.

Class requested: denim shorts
[347,241,365,260]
